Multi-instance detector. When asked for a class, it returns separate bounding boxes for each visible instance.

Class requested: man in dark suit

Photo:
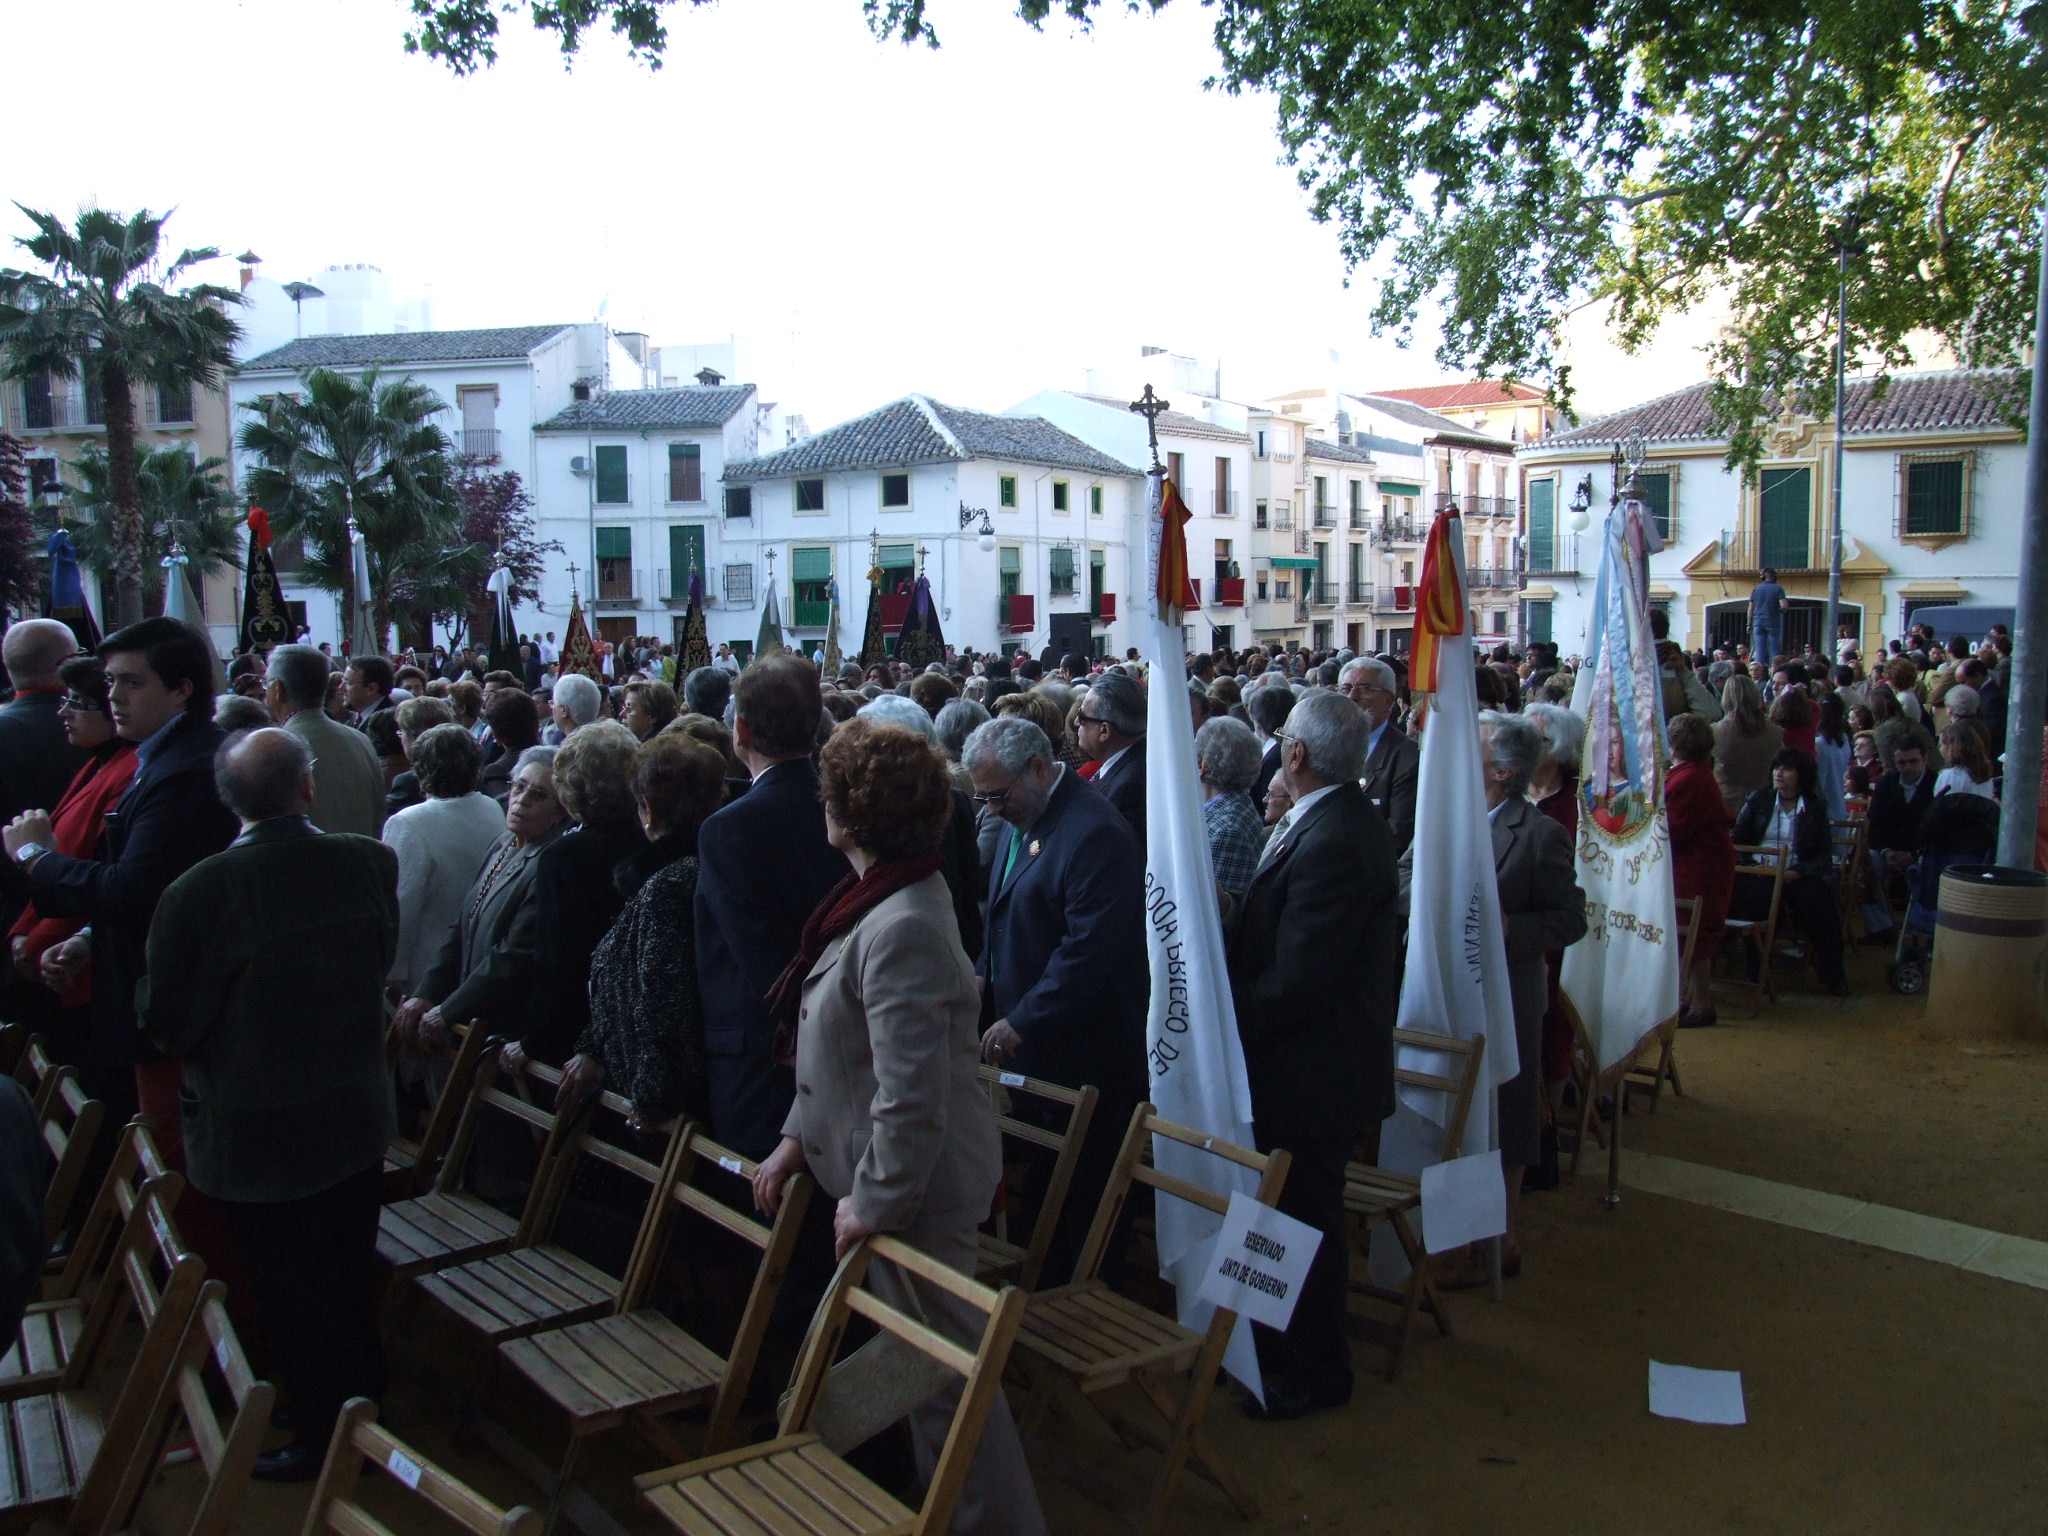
[694,655,848,1159]
[1224,689,1399,1420]
[1245,679,1293,810]
[968,714,1146,1285]
[141,728,398,1481]
[1342,656,1419,854]
[4,619,237,1117]
[1858,739,1937,943]
[0,620,87,930]
[344,654,397,732]
[1076,668,1148,846]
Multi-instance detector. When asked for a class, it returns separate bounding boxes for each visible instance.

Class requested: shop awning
[1269,556,1321,569]
[1377,481,1424,496]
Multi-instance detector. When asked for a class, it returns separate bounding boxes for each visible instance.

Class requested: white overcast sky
[15,0,1486,425]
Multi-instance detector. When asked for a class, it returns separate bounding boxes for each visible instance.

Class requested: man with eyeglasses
[1074,669,1148,848]
[1341,656,1419,854]
[964,714,1144,1287]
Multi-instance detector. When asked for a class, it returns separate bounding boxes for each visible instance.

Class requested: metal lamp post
[1823,211,1866,667]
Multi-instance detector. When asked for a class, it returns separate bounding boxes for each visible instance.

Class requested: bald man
[0,620,88,831]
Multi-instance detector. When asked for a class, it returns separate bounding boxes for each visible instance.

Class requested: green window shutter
[1527,478,1555,569]
[1759,467,1811,569]
[1527,599,1553,644]
[879,543,916,571]
[1905,460,1963,534]
[668,525,706,584]
[1050,546,1075,582]
[999,477,1017,508]
[1090,484,1103,515]
[594,445,628,504]
[595,527,632,560]
[792,546,831,582]
[999,547,1020,575]
[1636,471,1672,541]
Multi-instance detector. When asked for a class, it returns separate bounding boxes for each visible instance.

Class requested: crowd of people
[0,604,2026,1526]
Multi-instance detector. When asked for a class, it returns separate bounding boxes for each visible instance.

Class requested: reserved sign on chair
[1197,1189,1322,1331]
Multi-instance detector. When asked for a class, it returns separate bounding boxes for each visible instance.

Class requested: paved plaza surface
[152,942,2047,1534]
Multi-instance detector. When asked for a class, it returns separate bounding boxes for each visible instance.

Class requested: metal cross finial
[1128,384,1171,473]
[915,542,929,577]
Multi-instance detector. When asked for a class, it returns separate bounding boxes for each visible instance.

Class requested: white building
[228,322,646,647]
[1515,369,2028,659]
[718,395,1144,662]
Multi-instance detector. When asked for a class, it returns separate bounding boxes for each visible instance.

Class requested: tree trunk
[100,356,146,629]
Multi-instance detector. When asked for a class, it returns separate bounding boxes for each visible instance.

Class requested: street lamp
[959,502,996,553]
[1565,475,1594,534]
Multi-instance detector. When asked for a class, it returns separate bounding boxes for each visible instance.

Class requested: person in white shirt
[1933,720,1998,801]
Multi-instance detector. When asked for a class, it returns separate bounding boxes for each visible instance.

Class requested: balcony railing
[143,389,195,427]
[1468,568,1522,589]
[1347,580,1370,604]
[1349,508,1368,530]
[658,568,716,605]
[1294,527,1311,556]
[1378,515,1424,544]
[1001,594,1036,631]
[1093,592,1116,624]
[1313,581,1338,608]
[1214,576,1245,607]
[1213,489,1237,518]
[793,598,832,628]
[1524,536,1581,576]
[4,390,97,433]
[1271,508,1293,530]
[1714,528,1823,575]
[1294,595,1311,622]
[1436,493,1519,519]
[456,427,500,460]
[595,569,639,607]
[1313,504,1337,529]
[1376,586,1416,612]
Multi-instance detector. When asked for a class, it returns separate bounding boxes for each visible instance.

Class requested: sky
[8,0,1490,427]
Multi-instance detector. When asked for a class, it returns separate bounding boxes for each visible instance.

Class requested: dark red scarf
[766,853,944,1066]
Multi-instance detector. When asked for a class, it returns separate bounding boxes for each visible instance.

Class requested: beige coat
[283,706,387,839]
[783,873,1000,1235]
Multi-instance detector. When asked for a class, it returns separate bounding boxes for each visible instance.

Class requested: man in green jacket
[140,727,398,1482]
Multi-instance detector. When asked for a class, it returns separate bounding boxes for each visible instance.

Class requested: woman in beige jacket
[1712,674,1783,814]
[753,717,1044,1536]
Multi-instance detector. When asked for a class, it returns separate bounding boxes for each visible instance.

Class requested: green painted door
[1758,467,1811,571]
[1527,479,1555,571]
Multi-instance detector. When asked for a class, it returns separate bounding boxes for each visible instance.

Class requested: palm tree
[0,206,242,627]
[237,366,475,653]
[63,443,238,618]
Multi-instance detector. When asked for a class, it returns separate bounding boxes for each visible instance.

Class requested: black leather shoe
[251,1440,325,1483]
[1240,1377,1350,1421]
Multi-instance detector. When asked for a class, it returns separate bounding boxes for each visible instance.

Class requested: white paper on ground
[1194,1189,1322,1333]
[1418,1149,1509,1255]
[1648,1361,1747,1425]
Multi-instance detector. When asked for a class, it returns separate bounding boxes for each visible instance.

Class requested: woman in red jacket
[6,657,137,1042]
[1667,712,1736,1028]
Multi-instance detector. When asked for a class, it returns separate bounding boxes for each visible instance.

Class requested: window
[795,477,826,514]
[879,543,916,592]
[668,443,703,502]
[595,527,633,599]
[668,525,706,593]
[723,485,753,519]
[1215,456,1232,517]
[1052,480,1070,513]
[1256,429,1268,459]
[21,372,52,430]
[456,386,496,457]
[1255,500,1269,529]
[1215,539,1234,586]
[881,472,910,509]
[1256,573,1269,601]
[156,381,193,425]
[1314,476,1332,526]
[1758,466,1812,570]
[1050,545,1077,595]
[792,546,832,625]
[999,476,1018,509]
[1526,477,1556,571]
[83,374,105,426]
[594,445,629,504]
[1276,578,1292,600]
[999,545,1021,598]
[1490,610,1508,635]
[1348,479,1365,527]
[1525,599,1553,644]
[1901,455,1967,537]
[1090,484,1103,517]
[1167,451,1185,489]
[1090,548,1106,614]
[1635,468,1674,541]
[723,563,754,605]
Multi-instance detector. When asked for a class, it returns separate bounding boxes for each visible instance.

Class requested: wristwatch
[11,843,50,868]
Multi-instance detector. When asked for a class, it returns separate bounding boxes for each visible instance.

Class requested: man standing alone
[1749,568,1788,666]
[140,728,398,1481]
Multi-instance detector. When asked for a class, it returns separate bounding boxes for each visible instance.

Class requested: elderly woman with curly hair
[509,721,646,1066]
[751,718,1042,1536]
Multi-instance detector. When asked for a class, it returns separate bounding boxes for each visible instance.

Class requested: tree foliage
[445,466,562,646]
[60,443,238,618]
[0,206,242,622]
[237,367,473,653]
[399,0,2044,466]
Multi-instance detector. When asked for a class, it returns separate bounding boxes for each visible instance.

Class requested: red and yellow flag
[1155,475,1199,615]
[1410,513,1467,694]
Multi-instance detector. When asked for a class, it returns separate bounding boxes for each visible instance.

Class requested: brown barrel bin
[1927,865,2048,1038]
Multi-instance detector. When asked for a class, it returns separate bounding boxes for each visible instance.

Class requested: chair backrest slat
[40,1069,103,1248]
[1389,1029,1487,1163]
[976,1066,1099,1291]
[302,1399,541,1536]
[52,1118,179,1304]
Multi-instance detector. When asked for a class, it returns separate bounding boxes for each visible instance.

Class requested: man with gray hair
[965,714,1145,1286]
[1222,688,1397,1421]
[264,644,386,838]
[1074,667,1148,846]
[683,664,732,722]
[1340,655,1418,854]
[547,672,603,745]
[1244,677,1295,809]
[139,727,398,1479]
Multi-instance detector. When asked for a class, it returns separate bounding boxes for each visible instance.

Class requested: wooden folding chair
[497,1130,813,1533]
[36,1070,104,1256]
[378,1046,587,1285]
[1341,1028,1486,1381]
[14,1037,67,1118]
[1832,816,1870,937]
[0,1184,206,1530]
[420,1077,689,1349]
[1621,895,1701,1114]
[976,1065,1098,1292]
[107,1280,274,1536]
[385,1018,493,1201]
[636,1234,1028,1536]
[0,1025,26,1079]
[1013,1105,1290,1536]
[1718,843,1789,1016]
[302,1397,541,1536]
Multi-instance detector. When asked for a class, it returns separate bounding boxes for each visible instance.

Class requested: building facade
[1515,369,2028,660]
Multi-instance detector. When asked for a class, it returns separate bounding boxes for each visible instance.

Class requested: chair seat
[1341,1163,1421,1218]
[974,1230,1024,1284]
[502,1309,726,1429]
[1013,1280,1199,1388]
[640,1432,914,1536]
[376,1192,519,1278]
[419,1245,618,1342]
[0,1388,102,1515]
[0,1302,82,1394]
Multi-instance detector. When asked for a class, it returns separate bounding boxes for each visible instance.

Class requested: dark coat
[940,788,984,963]
[582,833,704,1124]
[0,689,85,828]
[1249,736,1283,812]
[1225,783,1399,1139]
[693,759,849,1158]
[524,815,648,1063]
[1360,723,1421,854]
[1490,795,1588,1042]
[1865,769,1935,854]
[139,819,398,1203]
[979,768,1147,1102]
[24,714,237,1065]
[418,823,561,1033]
[1091,737,1148,848]
[1733,788,1835,879]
